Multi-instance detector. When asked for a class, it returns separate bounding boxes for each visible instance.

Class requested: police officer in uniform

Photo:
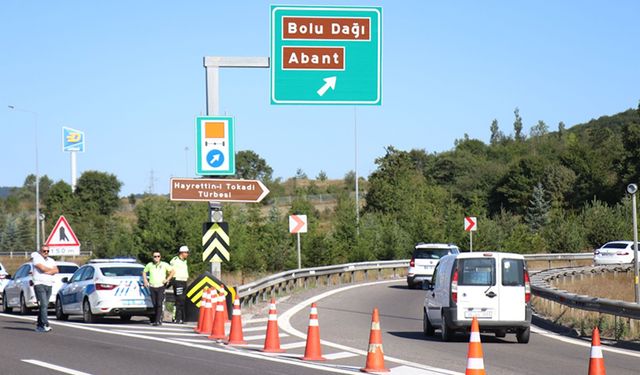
[170,246,190,324]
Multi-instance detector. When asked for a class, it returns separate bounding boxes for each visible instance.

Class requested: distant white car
[594,241,637,265]
[0,262,9,296]
[407,243,460,289]
[2,261,79,314]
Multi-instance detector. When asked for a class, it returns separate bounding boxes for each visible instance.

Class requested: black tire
[516,327,530,344]
[55,298,68,321]
[83,299,95,323]
[2,292,12,313]
[120,315,132,322]
[423,309,435,336]
[19,294,29,315]
[441,313,453,341]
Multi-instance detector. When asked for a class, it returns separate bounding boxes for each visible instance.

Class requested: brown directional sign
[170,178,270,203]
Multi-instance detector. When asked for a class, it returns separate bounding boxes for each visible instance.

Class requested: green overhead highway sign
[270,5,382,105]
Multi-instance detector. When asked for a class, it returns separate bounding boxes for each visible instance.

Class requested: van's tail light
[451,269,458,303]
[524,271,531,303]
[616,251,629,256]
[409,257,415,268]
[0,274,5,279]
[96,283,117,291]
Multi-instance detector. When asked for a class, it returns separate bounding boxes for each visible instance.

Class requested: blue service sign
[62,127,85,152]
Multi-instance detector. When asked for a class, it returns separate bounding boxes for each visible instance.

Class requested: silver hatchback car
[2,260,78,314]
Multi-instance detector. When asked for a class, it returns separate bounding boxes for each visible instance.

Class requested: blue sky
[2,1,639,196]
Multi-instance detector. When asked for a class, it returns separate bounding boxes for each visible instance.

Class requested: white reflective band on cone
[269,314,278,320]
[270,303,276,310]
[216,304,224,311]
[466,358,484,369]
[368,343,384,353]
[591,346,604,358]
[310,307,318,314]
[309,319,319,326]
[371,321,380,330]
[470,332,481,342]
[233,309,241,316]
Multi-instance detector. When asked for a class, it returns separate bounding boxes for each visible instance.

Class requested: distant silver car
[2,261,79,314]
[593,241,637,265]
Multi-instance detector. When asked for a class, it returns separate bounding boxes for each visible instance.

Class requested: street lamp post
[627,183,640,304]
[8,105,40,251]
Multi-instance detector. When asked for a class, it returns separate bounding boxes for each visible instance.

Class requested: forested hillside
[2,105,640,276]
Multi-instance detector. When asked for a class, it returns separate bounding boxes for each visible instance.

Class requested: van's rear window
[458,258,495,286]
[502,259,525,286]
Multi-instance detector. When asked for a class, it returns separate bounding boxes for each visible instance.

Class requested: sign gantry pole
[203,56,269,278]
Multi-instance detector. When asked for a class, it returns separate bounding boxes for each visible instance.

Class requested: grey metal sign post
[203,56,269,278]
[627,183,640,303]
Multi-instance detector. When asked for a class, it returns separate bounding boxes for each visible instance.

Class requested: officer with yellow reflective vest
[143,250,174,326]
[170,246,190,324]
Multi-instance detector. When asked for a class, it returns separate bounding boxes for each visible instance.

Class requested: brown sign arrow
[170,178,270,203]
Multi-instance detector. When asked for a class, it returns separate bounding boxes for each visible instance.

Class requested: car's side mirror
[61,277,69,283]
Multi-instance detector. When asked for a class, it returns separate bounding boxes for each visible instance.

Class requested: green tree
[75,171,122,216]
[525,182,550,232]
[513,107,525,142]
[489,119,504,145]
[316,170,328,181]
[235,150,273,181]
[530,120,549,137]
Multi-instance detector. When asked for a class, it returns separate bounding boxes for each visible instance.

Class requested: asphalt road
[284,280,640,374]
[1,280,638,375]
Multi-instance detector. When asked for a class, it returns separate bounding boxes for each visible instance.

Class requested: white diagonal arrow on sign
[464,216,477,232]
[316,76,337,97]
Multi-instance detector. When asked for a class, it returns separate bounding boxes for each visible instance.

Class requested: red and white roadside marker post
[464,216,477,252]
[289,215,308,269]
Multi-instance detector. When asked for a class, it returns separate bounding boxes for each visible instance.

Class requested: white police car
[55,259,153,323]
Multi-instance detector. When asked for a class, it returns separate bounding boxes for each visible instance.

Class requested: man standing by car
[142,251,174,326]
[32,245,58,332]
[170,246,190,324]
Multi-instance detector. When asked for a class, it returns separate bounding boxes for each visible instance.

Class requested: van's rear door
[498,258,526,321]
[456,257,500,322]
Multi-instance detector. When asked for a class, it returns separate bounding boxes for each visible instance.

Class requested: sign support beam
[203,56,269,279]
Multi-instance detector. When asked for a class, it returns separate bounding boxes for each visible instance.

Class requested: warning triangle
[45,215,80,246]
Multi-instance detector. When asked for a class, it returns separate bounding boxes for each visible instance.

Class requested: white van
[423,252,531,343]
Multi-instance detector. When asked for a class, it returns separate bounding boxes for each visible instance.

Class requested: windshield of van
[414,249,452,259]
[458,258,495,286]
[502,259,525,286]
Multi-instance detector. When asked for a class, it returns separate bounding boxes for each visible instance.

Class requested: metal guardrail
[235,253,595,306]
[531,264,640,320]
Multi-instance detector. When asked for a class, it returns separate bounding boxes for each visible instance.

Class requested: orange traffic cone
[208,292,226,340]
[302,303,326,361]
[361,307,389,373]
[588,327,606,375]
[194,288,209,333]
[262,298,285,353]
[226,298,247,346]
[200,291,216,335]
[465,316,486,375]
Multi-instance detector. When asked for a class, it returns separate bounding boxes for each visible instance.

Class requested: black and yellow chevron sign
[202,222,230,263]
[185,272,236,309]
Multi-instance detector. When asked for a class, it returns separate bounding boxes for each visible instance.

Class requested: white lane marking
[278,279,464,375]
[530,326,640,358]
[242,325,267,332]
[114,330,201,336]
[280,341,308,349]
[22,359,92,375]
[2,314,356,375]
[323,352,358,360]
[243,333,289,341]
[245,318,268,324]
